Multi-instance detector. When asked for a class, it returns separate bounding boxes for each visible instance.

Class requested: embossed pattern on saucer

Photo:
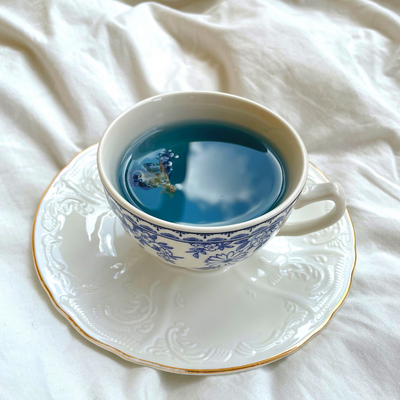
[32,145,356,375]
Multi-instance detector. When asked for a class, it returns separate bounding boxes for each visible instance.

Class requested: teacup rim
[97,91,308,234]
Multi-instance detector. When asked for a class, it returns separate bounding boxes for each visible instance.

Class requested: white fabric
[1,0,399,398]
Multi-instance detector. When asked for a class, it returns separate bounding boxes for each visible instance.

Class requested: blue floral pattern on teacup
[105,190,298,270]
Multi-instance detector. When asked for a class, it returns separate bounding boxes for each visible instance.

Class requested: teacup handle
[277,182,346,236]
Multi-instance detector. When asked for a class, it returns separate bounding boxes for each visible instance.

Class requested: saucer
[32,145,356,375]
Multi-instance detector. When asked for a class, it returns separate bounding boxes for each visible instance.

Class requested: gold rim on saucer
[32,144,356,374]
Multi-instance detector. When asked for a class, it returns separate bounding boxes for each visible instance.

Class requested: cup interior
[98,92,308,230]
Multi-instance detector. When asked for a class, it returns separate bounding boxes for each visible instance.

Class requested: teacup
[97,92,346,271]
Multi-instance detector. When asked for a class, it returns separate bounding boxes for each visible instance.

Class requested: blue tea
[119,120,285,226]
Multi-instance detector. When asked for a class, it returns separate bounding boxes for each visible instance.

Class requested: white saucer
[32,145,356,375]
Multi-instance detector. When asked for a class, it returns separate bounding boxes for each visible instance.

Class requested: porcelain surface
[33,145,356,374]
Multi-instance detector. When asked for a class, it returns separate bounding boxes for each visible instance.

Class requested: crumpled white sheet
[1,0,399,398]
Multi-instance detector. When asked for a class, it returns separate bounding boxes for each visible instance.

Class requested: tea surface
[119,121,285,226]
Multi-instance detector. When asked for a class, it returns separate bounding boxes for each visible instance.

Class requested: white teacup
[98,92,346,271]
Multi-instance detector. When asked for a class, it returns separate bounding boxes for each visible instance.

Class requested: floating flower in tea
[132,150,177,193]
